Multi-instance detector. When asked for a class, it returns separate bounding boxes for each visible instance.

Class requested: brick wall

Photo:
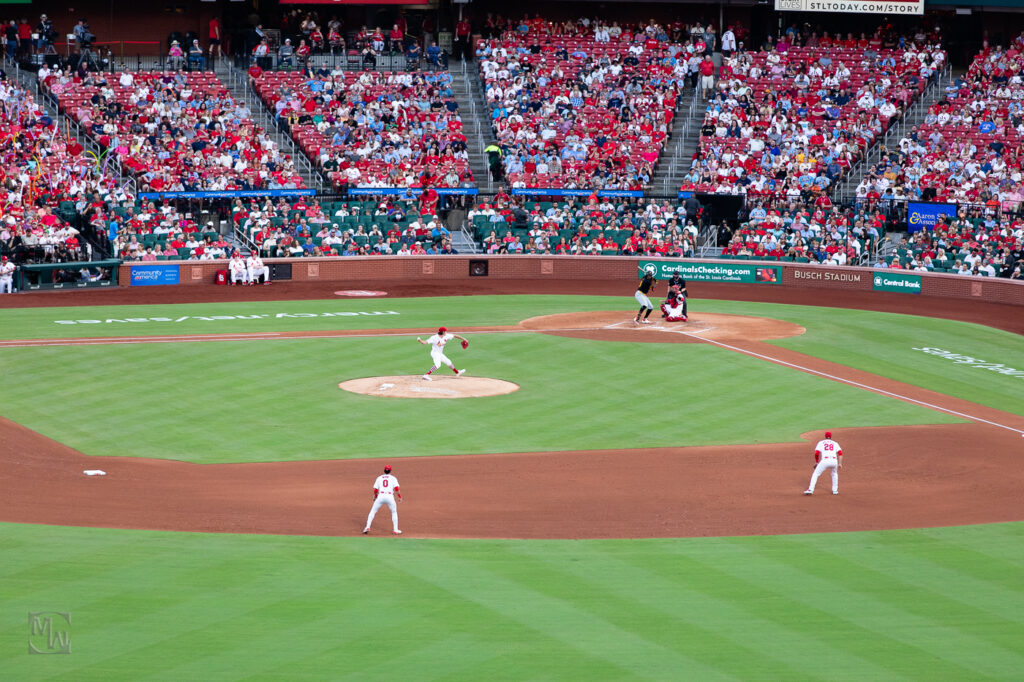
[119,257,1024,307]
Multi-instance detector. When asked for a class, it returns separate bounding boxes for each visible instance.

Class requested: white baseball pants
[247,266,270,283]
[230,270,250,284]
[0,276,12,293]
[807,459,838,494]
[634,290,652,309]
[430,350,453,369]
[365,495,398,532]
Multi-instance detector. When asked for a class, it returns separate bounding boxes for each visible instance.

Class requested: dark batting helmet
[383,465,392,474]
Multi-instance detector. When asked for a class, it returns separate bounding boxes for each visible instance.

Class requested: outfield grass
[0,334,959,463]
[2,521,1022,680]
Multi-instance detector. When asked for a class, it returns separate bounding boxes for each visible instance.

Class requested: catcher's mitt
[461,339,469,349]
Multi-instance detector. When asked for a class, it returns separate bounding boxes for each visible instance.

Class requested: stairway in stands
[648,88,705,198]
[449,63,494,193]
[831,67,953,205]
[216,64,326,192]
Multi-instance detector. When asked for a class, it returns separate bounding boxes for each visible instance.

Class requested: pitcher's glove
[461,339,469,349]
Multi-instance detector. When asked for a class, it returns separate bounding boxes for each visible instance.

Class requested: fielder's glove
[461,339,469,349]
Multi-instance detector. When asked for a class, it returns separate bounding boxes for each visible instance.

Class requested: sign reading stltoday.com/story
[638,261,781,285]
[872,272,922,294]
[775,0,923,14]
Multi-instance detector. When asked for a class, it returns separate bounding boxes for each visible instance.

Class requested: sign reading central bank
[872,272,921,294]
[638,260,780,284]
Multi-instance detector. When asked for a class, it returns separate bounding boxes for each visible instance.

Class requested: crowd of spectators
[467,193,699,255]
[477,18,688,190]
[254,68,471,190]
[0,71,125,264]
[857,32,1023,210]
[41,68,305,193]
[889,210,1022,278]
[229,196,458,257]
[717,202,884,265]
[685,26,945,200]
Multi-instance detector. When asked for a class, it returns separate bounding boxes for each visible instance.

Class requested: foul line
[662,327,1024,437]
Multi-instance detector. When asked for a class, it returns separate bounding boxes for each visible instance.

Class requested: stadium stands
[253,69,471,190]
[859,33,1022,208]
[718,203,885,265]
[41,69,305,192]
[0,73,92,264]
[477,20,683,190]
[687,40,945,198]
[468,197,698,255]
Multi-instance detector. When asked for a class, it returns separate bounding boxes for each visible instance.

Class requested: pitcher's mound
[339,375,520,399]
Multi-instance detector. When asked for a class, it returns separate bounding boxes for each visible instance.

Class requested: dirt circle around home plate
[519,311,806,343]
[338,375,520,399]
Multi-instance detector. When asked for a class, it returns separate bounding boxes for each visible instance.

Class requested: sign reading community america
[53,311,399,325]
[775,0,923,14]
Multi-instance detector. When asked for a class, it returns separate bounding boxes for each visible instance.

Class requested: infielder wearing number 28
[804,431,843,495]
[363,465,402,535]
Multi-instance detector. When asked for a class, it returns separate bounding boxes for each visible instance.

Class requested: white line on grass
[661,327,1024,437]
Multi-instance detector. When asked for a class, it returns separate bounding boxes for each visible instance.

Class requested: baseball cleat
[641,319,652,324]
[422,374,432,381]
[832,491,839,495]
[362,528,369,534]
[803,490,813,495]
[681,316,688,322]
[393,530,402,535]
[455,369,466,376]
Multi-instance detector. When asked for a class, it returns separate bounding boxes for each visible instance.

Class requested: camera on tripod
[80,24,95,47]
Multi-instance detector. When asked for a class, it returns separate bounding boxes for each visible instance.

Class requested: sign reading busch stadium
[638,261,781,284]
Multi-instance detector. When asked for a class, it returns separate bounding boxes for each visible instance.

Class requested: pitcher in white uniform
[804,431,843,495]
[416,326,467,381]
[363,465,402,535]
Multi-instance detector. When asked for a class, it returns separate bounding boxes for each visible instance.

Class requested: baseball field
[1,279,1023,679]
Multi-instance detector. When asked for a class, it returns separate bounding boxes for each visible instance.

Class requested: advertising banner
[346,187,478,196]
[638,260,781,284]
[872,271,921,294]
[511,189,644,199]
[775,0,923,13]
[130,264,180,287]
[139,189,317,201]
[907,202,957,233]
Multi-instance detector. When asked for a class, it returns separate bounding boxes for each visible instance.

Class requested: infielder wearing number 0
[363,465,402,535]
[804,431,843,495]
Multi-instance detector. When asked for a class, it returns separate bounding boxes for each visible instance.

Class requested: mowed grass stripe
[717,535,1024,679]
[510,542,845,680]
[0,336,960,464]
[345,540,732,681]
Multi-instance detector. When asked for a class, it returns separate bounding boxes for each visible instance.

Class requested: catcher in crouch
[661,284,688,322]
[416,327,469,380]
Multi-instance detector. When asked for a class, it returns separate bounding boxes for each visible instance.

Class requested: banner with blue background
[130,264,180,286]
[907,202,957,233]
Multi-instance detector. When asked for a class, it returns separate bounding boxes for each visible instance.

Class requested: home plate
[339,375,520,399]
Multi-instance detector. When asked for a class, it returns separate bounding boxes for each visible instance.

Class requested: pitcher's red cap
[438,326,447,334]
[825,431,832,439]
